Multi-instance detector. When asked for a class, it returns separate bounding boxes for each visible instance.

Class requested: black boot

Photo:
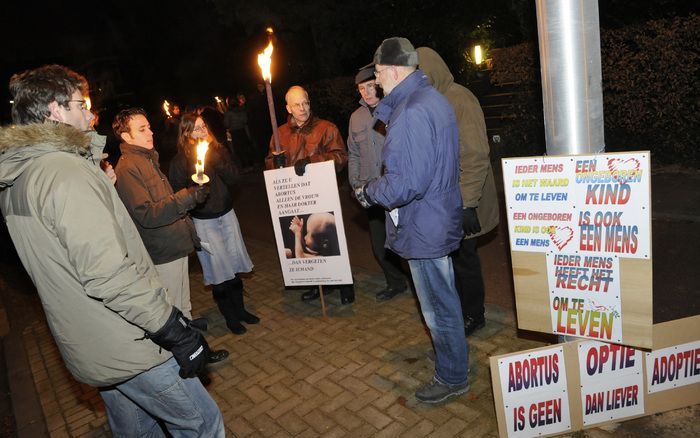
[212,283,246,335]
[230,277,260,324]
[339,285,355,305]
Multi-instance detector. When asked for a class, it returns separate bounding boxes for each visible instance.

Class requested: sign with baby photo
[264,161,353,286]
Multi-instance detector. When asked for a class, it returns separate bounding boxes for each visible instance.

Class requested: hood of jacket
[0,122,100,188]
[416,47,453,95]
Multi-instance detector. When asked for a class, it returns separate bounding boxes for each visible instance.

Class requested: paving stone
[319,425,348,438]
[373,392,401,411]
[315,379,345,397]
[241,397,277,422]
[292,392,327,417]
[250,413,283,437]
[326,406,364,431]
[401,418,436,438]
[374,421,407,438]
[427,417,468,437]
[305,364,337,385]
[344,388,381,412]
[267,395,303,419]
[276,411,309,435]
[386,402,422,427]
[45,412,66,432]
[228,416,257,437]
[338,375,371,395]
[445,402,481,423]
[346,423,379,438]
[319,390,356,415]
[243,384,271,404]
[303,408,337,434]
[357,405,393,429]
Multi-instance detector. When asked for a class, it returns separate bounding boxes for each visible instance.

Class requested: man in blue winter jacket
[355,37,470,403]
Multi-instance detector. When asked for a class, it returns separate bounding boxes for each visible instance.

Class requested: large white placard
[645,341,700,393]
[577,341,644,426]
[264,161,353,286]
[497,346,571,437]
[502,153,650,258]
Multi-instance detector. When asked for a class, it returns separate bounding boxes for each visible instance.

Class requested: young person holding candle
[169,113,259,335]
[113,108,229,379]
[113,109,209,319]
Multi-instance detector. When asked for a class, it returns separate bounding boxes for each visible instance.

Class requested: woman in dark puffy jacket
[169,112,258,335]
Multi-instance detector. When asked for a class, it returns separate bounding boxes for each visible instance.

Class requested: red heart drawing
[607,157,640,184]
[549,226,573,250]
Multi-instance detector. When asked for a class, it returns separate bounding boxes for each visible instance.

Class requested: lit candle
[191,139,210,185]
[257,38,281,154]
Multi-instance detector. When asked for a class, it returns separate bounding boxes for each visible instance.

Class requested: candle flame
[196,139,209,160]
[163,100,171,118]
[257,41,274,82]
[215,96,222,103]
[194,139,210,181]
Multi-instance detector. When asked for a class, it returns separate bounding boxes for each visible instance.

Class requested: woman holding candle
[169,113,258,335]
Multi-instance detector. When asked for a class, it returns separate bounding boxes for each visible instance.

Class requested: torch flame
[163,100,171,118]
[84,96,92,111]
[257,41,274,82]
[214,96,222,103]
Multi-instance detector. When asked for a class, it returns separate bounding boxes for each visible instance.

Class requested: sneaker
[415,377,470,404]
[464,315,485,337]
[207,349,229,364]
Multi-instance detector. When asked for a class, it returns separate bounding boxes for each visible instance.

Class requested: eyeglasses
[68,100,89,110]
[374,67,391,77]
[193,125,207,132]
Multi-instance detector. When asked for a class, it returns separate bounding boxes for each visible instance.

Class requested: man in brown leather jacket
[264,86,354,304]
[264,86,348,174]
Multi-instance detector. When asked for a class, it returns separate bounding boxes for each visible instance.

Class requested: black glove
[189,185,210,204]
[272,152,287,169]
[462,207,481,236]
[294,157,311,176]
[354,184,374,208]
[147,308,211,378]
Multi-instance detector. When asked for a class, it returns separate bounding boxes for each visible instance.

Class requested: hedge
[489,14,699,165]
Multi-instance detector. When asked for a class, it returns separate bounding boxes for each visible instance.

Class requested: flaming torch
[191,139,210,185]
[163,100,172,118]
[257,38,281,154]
[214,96,226,113]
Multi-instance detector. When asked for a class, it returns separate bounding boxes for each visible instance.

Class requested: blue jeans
[408,256,469,385]
[100,357,225,437]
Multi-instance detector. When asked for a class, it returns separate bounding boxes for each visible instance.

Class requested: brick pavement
[17,236,700,437]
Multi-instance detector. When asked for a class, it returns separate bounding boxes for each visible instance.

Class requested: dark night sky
[2,0,695,124]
